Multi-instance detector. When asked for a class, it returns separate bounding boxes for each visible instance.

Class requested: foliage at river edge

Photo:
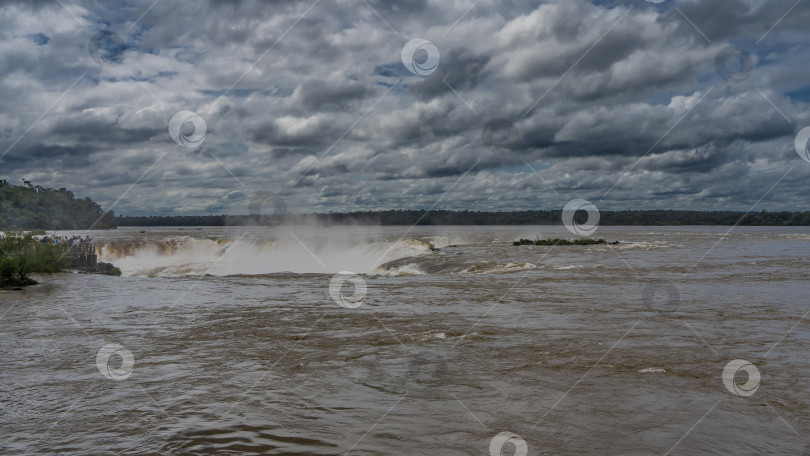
[0,232,70,287]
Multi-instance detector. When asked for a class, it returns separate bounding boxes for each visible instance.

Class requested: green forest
[2,179,809,229]
[0,180,116,230]
[117,209,810,227]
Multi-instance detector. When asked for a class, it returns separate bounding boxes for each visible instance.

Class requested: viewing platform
[66,243,98,268]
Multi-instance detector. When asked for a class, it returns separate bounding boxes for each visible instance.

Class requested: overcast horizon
[1,0,810,217]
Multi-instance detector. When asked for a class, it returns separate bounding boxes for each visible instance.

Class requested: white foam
[458,262,537,274]
[614,241,672,250]
[554,265,582,270]
[374,263,425,276]
[98,236,432,277]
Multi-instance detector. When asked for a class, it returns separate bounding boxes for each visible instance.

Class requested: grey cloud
[409,48,490,100]
[671,0,810,44]
[285,81,377,113]
[47,116,164,145]
[0,0,809,214]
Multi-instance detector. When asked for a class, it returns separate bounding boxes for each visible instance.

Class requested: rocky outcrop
[76,262,121,276]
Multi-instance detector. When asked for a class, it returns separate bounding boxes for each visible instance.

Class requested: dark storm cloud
[248,115,354,150]
[0,0,808,215]
[364,0,430,16]
[48,116,164,145]
[671,0,810,43]
[410,49,490,100]
[1,144,94,177]
[10,143,93,161]
[0,0,56,7]
[285,81,377,113]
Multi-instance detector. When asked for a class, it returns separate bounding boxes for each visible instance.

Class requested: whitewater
[91,226,679,278]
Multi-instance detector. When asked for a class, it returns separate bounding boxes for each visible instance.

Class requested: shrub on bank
[0,232,71,287]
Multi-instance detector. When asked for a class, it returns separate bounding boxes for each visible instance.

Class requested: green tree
[0,180,116,230]
[0,232,70,287]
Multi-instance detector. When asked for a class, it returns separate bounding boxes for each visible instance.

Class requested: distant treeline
[0,180,116,230]
[116,209,810,226]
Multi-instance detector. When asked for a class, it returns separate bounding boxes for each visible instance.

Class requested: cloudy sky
[1,0,809,216]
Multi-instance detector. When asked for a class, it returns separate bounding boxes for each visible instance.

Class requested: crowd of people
[39,235,93,246]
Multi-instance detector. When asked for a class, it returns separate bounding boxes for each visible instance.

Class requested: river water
[1,225,809,455]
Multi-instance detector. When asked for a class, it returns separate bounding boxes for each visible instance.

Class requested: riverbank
[0,232,120,288]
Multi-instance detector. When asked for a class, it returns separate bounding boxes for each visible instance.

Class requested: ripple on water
[156,424,339,455]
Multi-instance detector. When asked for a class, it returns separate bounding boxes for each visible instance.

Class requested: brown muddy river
[2,225,809,455]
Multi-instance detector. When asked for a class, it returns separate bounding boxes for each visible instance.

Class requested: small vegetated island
[513,238,619,246]
[0,180,118,288]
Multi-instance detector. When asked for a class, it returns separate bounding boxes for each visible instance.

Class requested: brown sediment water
[1,225,808,455]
